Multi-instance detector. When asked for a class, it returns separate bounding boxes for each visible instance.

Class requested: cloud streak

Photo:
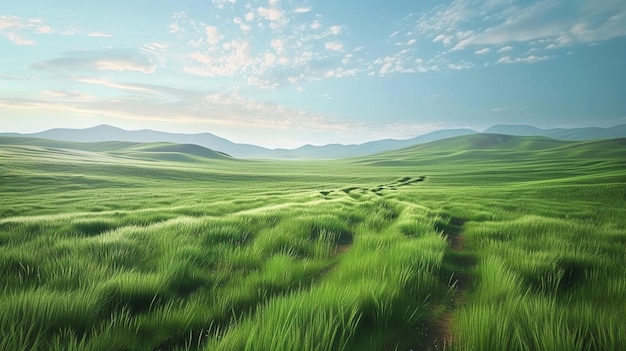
[0,15,112,45]
[30,49,157,73]
[432,1,626,51]
[496,54,550,64]
[397,0,626,69]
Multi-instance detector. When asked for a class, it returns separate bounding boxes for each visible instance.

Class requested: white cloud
[172,3,368,88]
[257,7,283,21]
[357,0,621,75]
[30,49,157,73]
[491,106,509,112]
[0,15,20,31]
[409,0,626,66]
[453,1,626,50]
[310,20,321,30]
[325,41,343,51]
[433,34,454,45]
[87,32,112,38]
[293,7,312,14]
[185,40,254,77]
[75,77,153,92]
[34,25,53,34]
[1,15,114,45]
[491,105,525,112]
[95,61,156,73]
[233,16,253,31]
[169,22,181,34]
[328,25,342,35]
[496,54,550,64]
[141,43,168,66]
[0,15,36,45]
[377,55,406,75]
[270,38,284,53]
[205,25,223,44]
[448,62,473,70]
[40,89,95,100]
[263,53,277,66]
[212,0,237,9]
[5,33,35,45]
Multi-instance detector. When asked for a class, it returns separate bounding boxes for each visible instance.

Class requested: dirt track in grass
[415,217,476,350]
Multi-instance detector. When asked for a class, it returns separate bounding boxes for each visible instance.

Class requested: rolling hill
[0,136,232,162]
[356,133,626,169]
[0,125,267,159]
[2,124,625,159]
[1,125,478,159]
[484,124,626,140]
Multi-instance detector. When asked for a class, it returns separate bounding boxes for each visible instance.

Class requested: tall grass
[0,137,624,350]
[451,199,626,350]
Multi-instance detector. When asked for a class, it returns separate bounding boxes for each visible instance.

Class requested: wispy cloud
[75,77,158,93]
[212,0,237,10]
[448,61,474,70]
[257,7,284,22]
[496,54,550,64]
[325,41,343,52]
[491,105,526,112]
[184,40,254,78]
[400,0,626,68]
[5,32,35,46]
[30,49,157,73]
[205,25,223,44]
[0,15,112,45]
[173,2,366,89]
[87,32,113,38]
[40,89,96,100]
[293,7,312,14]
[0,15,40,45]
[428,1,626,51]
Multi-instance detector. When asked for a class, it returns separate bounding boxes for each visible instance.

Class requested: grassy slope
[0,136,232,162]
[361,135,626,350]
[0,134,624,350]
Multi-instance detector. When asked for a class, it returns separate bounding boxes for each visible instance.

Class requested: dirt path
[417,217,475,350]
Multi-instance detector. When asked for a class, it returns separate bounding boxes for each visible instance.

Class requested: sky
[1,0,625,148]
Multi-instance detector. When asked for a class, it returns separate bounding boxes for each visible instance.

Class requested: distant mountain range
[1,124,625,159]
[484,124,626,140]
[0,125,268,158]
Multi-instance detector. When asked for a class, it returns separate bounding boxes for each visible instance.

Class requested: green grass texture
[0,134,624,350]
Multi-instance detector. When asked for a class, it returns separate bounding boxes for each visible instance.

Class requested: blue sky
[1,0,625,148]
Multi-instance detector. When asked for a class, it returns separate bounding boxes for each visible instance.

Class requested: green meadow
[0,134,624,350]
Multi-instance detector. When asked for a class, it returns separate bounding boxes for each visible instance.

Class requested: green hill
[359,133,625,163]
[354,134,626,186]
[0,137,232,162]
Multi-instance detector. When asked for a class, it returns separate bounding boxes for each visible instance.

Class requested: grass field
[1,134,625,350]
